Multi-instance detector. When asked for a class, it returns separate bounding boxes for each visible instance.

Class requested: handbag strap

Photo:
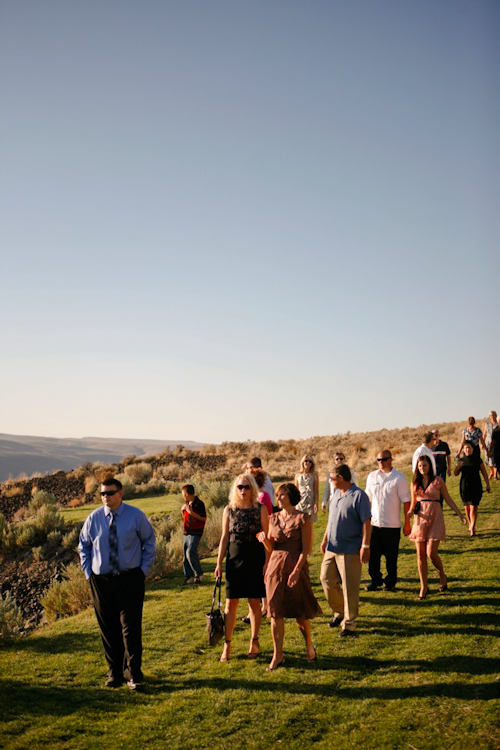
[211,577,222,612]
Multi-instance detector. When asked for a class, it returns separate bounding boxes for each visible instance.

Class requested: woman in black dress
[215,474,269,662]
[454,441,491,536]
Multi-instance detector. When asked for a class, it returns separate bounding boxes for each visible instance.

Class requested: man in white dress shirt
[412,432,437,475]
[364,450,411,592]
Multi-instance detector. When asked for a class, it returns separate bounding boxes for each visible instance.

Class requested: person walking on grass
[321,452,358,512]
[431,429,451,482]
[181,484,206,584]
[483,411,499,480]
[320,464,371,636]
[245,457,275,504]
[364,450,411,592]
[214,473,269,662]
[454,441,491,537]
[412,432,437,475]
[260,483,321,671]
[78,477,156,690]
[408,456,466,600]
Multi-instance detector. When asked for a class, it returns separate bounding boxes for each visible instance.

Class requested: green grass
[59,494,180,524]
[1,475,499,750]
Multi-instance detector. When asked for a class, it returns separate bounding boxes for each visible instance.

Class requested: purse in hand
[206,577,225,646]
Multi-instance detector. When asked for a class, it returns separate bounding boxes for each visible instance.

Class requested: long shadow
[142,675,500,701]
[0,681,130,722]
[0,631,99,655]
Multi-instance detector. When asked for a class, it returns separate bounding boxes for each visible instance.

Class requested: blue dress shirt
[325,484,371,554]
[78,502,156,579]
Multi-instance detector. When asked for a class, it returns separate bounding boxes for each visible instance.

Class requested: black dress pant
[368,526,401,589]
[89,567,145,681]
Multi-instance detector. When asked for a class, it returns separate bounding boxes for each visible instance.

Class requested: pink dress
[409,478,446,542]
[258,491,273,516]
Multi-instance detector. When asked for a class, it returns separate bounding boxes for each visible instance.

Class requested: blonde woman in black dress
[215,474,269,662]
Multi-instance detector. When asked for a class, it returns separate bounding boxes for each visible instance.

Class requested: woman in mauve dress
[260,483,321,671]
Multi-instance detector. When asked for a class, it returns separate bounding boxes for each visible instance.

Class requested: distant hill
[0,433,204,482]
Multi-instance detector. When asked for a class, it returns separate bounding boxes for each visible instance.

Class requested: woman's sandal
[307,645,317,663]
[439,576,448,592]
[220,640,232,662]
[266,657,285,672]
[247,637,260,658]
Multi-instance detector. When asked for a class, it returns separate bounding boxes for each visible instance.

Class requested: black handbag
[206,577,225,646]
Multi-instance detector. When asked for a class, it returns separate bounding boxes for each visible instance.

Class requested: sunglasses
[304,459,313,464]
[237,484,251,491]
[334,457,344,462]
[377,457,390,462]
[100,489,119,497]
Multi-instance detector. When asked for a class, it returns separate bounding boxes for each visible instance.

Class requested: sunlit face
[276,489,291,509]
[236,476,252,502]
[376,453,392,470]
[417,459,430,476]
[464,444,474,457]
[331,473,342,488]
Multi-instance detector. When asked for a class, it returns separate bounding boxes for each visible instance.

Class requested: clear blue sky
[1,1,499,443]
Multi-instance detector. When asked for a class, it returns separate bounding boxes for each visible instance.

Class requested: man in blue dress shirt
[79,477,156,689]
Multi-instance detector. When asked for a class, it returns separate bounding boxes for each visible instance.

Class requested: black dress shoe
[384,585,396,592]
[105,676,124,688]
[339,629,358,638]
[328,616,343,628]
[365,583,380,591]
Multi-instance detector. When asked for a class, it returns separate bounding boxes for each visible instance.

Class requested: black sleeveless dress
[225,505,266,599]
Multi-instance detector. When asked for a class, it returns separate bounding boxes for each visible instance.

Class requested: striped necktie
[108,512,119,575]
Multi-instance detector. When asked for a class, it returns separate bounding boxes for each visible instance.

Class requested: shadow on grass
[142,672,500,701]
[0,631,99,655]
[0,680,128,722]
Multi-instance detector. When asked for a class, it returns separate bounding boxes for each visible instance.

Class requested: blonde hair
[228,473,260,510]
[300,454,316,473]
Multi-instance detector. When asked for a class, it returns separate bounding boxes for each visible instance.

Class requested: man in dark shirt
[181,484,206,584]
[432,429,451,481]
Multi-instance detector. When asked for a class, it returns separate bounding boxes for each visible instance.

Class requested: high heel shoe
[418,588,429,600]
[307,645,317,663]
[439,577,448,592]
[247,637,260,658]
[266,657,285,672]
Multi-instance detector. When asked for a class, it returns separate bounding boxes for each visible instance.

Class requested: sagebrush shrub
[0,592,24,639]
[29,490,57,514]
[124,462,153,485]
[41,562,92,621]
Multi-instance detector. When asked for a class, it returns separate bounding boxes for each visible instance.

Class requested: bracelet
[361,544,370,549]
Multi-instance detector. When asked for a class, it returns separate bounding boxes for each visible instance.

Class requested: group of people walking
[77,414,496,686]
[213,414,496,669]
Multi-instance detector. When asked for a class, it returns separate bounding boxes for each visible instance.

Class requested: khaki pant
[320,551,361,631]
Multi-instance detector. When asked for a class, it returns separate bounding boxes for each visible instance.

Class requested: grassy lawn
[1,474,499,750]
[59,494,180,524]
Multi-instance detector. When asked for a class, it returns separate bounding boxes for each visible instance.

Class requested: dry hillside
[0,418,481,520]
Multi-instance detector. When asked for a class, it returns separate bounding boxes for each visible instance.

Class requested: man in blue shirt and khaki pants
[79,477,156,689]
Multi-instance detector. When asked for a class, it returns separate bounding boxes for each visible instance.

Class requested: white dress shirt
[365,468,410,528]
[411,445,437,475]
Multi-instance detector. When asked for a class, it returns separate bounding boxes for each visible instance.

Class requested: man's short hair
[101,477,122,491]
[249,457,262,468]
[182,484,195,495]
[334,464,351,482]
[424,432,433,444]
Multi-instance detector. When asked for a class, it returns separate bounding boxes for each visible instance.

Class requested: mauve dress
[409,478,446,542]
[265,511,321,619]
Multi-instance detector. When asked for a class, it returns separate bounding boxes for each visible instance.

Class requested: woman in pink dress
[409,456,466,599]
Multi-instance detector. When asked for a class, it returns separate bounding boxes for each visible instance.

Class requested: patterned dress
[225,505,266,599]
[265,511,321,619]
[463,427,483,460]
[484,422,498,467]
[295,473,318,522]
[409,478,446,542]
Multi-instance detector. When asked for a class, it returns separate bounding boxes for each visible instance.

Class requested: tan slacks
[320,551,361,631]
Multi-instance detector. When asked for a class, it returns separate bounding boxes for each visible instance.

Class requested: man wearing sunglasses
[78,477,156,690]
[364,451,410,592]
